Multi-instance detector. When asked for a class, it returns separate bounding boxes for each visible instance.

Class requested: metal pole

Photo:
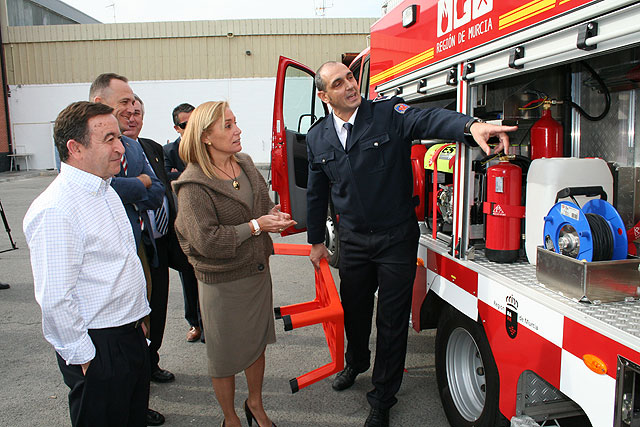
[0,198,17,252]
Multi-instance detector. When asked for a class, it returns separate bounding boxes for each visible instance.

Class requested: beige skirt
[198,268,276,377]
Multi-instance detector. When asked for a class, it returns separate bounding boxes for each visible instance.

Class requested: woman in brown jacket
[173,101,295,427]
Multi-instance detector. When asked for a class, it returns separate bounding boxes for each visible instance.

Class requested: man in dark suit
[126,95,196,384]
[89,73,166,427]
[306,61,517,427]
[89,74,164,265]
[163,103,203,343]
[163,103,193,181]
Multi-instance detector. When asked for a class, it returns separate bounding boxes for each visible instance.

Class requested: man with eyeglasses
[163,103,203,344]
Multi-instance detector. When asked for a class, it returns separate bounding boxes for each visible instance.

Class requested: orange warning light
[583,354,607,375]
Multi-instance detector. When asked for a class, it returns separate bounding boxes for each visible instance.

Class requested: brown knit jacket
[172,153,274,284]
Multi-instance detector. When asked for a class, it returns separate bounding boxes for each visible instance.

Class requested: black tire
[324,210,340,268]
[435,306,508,427]
[324,201,340,267]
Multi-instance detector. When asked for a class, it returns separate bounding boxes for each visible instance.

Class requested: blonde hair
[179,101,229,179]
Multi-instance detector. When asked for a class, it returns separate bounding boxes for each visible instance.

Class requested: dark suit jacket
[139,137,191,273]
[305,96,474,243]
[111,135,164,265]
[163,137,185,182]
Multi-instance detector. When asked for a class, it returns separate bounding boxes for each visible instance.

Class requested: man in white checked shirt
[24,101,151,427]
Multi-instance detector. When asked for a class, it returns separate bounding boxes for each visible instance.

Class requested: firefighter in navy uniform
[306,61,517,427]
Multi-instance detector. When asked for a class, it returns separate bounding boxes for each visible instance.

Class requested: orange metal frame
[273,243,344,393]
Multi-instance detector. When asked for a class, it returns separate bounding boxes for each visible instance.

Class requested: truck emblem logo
[455,0,471,29]
[456,0,468,19]
[438,0,452,37]
[438,0,493,37]
[475,0,492,17]
[506,295,518,339]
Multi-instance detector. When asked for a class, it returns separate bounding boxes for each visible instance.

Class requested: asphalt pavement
[0,171,448,427]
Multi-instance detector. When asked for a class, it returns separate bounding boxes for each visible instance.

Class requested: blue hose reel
[543,187,627,262]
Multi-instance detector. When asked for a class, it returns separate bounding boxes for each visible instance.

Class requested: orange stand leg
[273,243,344,393]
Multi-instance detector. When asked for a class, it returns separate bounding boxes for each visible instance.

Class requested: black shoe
[364,407,389,427]
[0,282,10,290]
[244,399,277,427]
[150,368,175,383]
[146,408,165,426]
[332,365,361,391]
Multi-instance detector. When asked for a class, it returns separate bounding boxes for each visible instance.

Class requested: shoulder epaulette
[372,94,390,103]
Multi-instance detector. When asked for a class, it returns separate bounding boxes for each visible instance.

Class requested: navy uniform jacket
[111,135,164,264]
[306,96,475,244]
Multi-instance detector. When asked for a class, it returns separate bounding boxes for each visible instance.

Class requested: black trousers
[179,267,201,329]
[338,219,419,410]
[56,323,150,427]
[148,235,170,370]
[164,228,201,330]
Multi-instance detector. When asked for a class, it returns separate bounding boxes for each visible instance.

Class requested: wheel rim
[445,327,486,421]
[325,215,337,257]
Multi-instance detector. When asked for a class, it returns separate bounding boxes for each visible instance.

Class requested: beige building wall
[3,18,374,85]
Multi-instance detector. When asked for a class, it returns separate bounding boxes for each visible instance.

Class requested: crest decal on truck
[505,295,518,339]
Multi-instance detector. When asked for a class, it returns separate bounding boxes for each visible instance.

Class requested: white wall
[8,77,277,170]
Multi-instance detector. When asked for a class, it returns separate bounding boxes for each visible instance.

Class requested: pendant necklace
[213,161,240,190]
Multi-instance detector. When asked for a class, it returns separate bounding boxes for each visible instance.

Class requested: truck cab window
[283,66,323,134]
[360,58,370,99]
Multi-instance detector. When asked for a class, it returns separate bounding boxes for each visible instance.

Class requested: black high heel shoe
[244,399,277,427]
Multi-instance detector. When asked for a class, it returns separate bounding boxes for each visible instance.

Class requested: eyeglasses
[177,121,188,129]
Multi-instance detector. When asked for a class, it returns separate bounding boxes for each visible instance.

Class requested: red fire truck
[271,1,640,426]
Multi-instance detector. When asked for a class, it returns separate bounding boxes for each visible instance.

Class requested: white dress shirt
[24,163,150,365]
[332,107,359,149]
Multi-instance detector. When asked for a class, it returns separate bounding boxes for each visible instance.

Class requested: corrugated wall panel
[229,37,240,78]
[4,18,375,84]
[220,36,231,79]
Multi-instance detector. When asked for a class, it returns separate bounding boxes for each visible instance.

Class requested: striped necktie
[120,154,128,176]
[154,202,168,236]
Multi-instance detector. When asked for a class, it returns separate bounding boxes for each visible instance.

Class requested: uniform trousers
[338,218,419,409]
[56,322,150,427]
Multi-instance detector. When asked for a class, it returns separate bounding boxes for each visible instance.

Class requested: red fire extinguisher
[530,101,563,160]
[483,161,526,263]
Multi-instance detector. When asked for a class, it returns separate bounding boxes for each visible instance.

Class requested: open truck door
[271,56,327,235]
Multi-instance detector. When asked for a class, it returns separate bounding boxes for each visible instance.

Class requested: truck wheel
[435,307,507,427]
[324,210,340,267]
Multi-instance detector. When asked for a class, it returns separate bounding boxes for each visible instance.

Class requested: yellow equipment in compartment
[424,143,456,173]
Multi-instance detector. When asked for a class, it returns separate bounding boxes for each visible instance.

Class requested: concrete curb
[0,169,58,183]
